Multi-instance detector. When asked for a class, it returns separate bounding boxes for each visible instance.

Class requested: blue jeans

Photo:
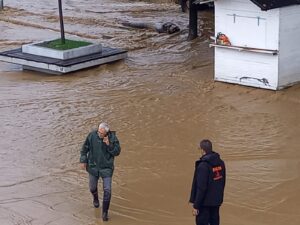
[89,174,112,203]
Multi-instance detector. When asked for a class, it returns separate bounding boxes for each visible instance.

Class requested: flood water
[1,1,300,225]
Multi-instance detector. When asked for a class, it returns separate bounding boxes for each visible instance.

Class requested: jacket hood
[196,152,222,167]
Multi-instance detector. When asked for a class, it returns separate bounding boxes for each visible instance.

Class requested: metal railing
[193,0,214,4]
[0,0,3,10]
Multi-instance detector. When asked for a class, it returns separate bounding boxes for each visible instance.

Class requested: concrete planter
[22,40,102,60]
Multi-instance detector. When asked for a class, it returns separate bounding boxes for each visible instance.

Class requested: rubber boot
[102,200,110,221]
[92,191,99,208]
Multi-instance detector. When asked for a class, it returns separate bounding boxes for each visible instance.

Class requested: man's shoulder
[87,129,97,137]
[109,131,118,138]
[196,160,211,170]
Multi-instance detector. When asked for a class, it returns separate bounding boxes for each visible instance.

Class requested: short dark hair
[200,139,212,153]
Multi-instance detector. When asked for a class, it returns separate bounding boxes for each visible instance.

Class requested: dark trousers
[196,206,220,225]
[89,174,112,212]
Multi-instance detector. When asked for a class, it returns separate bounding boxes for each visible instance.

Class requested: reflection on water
[1,1,300,225]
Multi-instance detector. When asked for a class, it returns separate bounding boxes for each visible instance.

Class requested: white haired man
[80,122,121,221]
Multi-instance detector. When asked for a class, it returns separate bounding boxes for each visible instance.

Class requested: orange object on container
[216,32,231,46]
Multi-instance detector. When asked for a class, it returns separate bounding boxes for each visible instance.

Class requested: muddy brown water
[0,1,300,225]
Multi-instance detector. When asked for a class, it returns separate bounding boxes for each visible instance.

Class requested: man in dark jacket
[80,122,121,221]
[189,139,226,225]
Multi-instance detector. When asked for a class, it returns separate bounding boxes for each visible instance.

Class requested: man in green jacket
[80,122,121,221]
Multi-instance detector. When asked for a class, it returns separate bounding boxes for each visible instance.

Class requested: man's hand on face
[103,136,109,145]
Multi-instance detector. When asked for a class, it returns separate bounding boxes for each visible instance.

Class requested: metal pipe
[188,0,198,40]
[0,0,4,10]
[58,0,65,44]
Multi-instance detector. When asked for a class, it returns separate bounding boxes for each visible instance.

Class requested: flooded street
[1,1,300,225]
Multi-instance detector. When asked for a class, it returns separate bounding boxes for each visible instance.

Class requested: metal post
[58,0,65,44]
[0,0,4,10]
[188,0,198,40]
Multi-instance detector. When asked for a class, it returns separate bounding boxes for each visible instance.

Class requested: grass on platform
[37,39,92,50]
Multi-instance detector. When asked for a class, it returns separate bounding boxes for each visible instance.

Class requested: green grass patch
[37,39,92,50]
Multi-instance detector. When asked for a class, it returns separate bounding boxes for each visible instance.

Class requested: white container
[213,0,300,90]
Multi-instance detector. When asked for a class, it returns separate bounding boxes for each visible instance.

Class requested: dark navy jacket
[189,151,226,209]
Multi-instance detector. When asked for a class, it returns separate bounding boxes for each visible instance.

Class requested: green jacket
[80,130,121,178]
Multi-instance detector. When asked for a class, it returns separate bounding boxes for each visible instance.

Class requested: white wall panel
[278,6,300,87]
[215,0,279,49]
[215,48,279,90]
